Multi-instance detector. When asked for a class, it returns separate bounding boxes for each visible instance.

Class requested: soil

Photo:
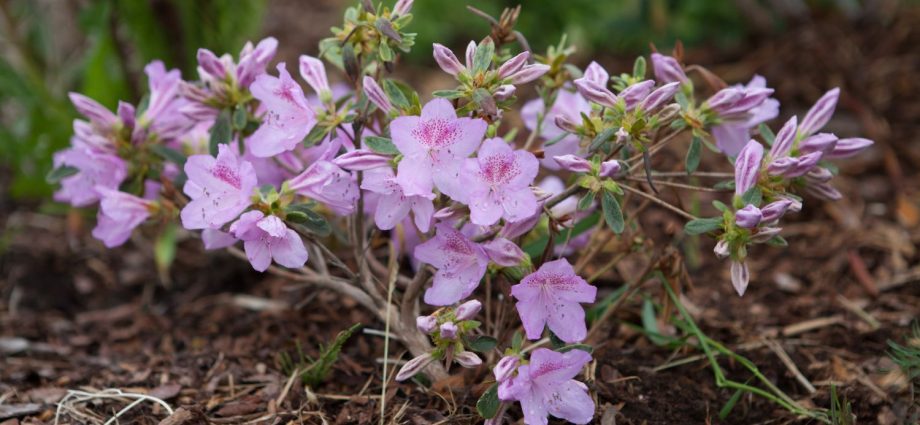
[2,3,919,425]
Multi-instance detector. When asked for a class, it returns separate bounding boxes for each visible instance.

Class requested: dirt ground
[2,3,919,425]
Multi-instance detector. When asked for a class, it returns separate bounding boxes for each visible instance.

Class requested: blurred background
[1,0,914,200]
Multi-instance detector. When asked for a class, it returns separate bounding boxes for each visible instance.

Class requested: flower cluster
[49,3,875,424]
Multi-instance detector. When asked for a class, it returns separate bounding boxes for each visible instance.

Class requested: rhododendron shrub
[48,2,873,423]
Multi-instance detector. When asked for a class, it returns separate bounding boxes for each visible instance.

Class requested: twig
[619,183,698,221]
[380,241,399,424]
[764,338,816,394]
[835,295,881,330]
[625,177,729,192]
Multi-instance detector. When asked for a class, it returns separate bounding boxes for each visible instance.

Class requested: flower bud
[583,61,609,86]
[760,199,793,223]
[494,84,516,101]
[786,151,823,177]
[439,322,458,339]
[433,43,465,76]
[599,160,622,178]
[730,260,750,297]
[768,116,798,159]
[493,355,520,382]
[640,82,680,111]
[510,64,551,85]
[117,101,136,130]
[651,53,687,83]
[553,155,592,173]
[392,0,413,15]
[395,353,433,381]
[298,55,331,97]
[237,37,278,89]
[826,137,873,159]
[766,156,798,176]
[464,41,476,69]
[734,140,764,196]
[416,315,437,333]
[735,204,763,229]
[799,88,839,137]
[69,93,118,128]
[433,206,461,220]
[482,238,526,267]
[197,48,227,79]
[498,52,529,80]
[806,167,833,183]
[798,133,838,156]
[573,78,617,108]
[720,88,773,115]
[554,114,580,133]
[619,80,655,110]
[363,76,393,114]
[750,226,782,243]
[454,351,483,368]
[706,88,744,114]
[334,149,391,171]
[500,213,540,239]
[805,182,842,201]
[455,300,482,321]
[713,240,731,260]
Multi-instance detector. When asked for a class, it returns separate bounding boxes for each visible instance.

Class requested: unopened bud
[439,322,458,339]
[333,149,391,171]
[455,300,482,321]
[734,204,763,229]
[395,353,433,381]
[713,240,730,260]
[454,351,483,368]
[493,355,519,382]
[416,315,437,333]
[553,155,592,173]
[599,160,622,178]
[482,238,526,267]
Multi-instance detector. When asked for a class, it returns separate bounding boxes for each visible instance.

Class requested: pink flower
[734,140,764,197]
[458,138,539,225]
[248,63,317,157]
[229,211,308,272]
[390,98,487,198]
[53,146,127,207]
[287,145,359,215]
[521,89,591,170]
[361,167,434,232]
[498,348,595,425]
[91,187,155,248]
[413,224,489,306]
[180,144,257,229]
[482,238,527,267]
[710,76,779,156]
[510,259,597,343]
[651,53,687,84]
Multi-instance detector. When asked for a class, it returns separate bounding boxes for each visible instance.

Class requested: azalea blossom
[53,145,127,207]
[510,259,597,343]
[498,348,595,425]
[180,144,258,229]
[390,98,487,198]
[520,89,591,170]
[708,76,779,156]
[361,167,434,232]
[287,146,359,215]
[229,210,309,272]
[248,63,318,157]
[457,137,539,225]
[413,223,489,306]
[91,187,155,248]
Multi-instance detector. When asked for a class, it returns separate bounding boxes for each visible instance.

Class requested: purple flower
[413,224,489,306]
[734,140,764,197]
[202,229,238,250]
[392,0,413,15]
[508,63,551,85]
[482,238,527,267]
[521,89,591,170]
[236,37,279,89]
[180,144,258,230]
[53,146,128,207]
[639,82,680,111]
[651,53,687,84]
[455,299,482,320]
[735,204,762,229]
[458,138,539,226]
[799,88,839,137]
[498,52,530,80]
[334,149,392,171]
[287,145,359,215]
[768,116,798,160]
[760,199,795,223]
[69,93,119,131]
[573,63,617,107]
[498,348,595,425]
[620,80,656,110]
[248,63,318,157]
[142,61,192,140]
[432,43,466,76]
[361,167,434,231]
[454,351,483,368]
[395,353,433,381]
[91,187,155,248]
[299,55,332,100]
[229,211,309,272]
[553,155,592,173]
[390,98,487,198]
[510,259,597,343]
[599,160,622,177]
[710,76,779,156]
[826,137,873,159]
[798,133,838,156]
[730,260,750,296]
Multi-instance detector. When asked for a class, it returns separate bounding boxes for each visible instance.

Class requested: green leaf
[209,109,232,156]
[303,125,328,148]
[46,165,79,183]
[294,208,332,237]
[549,331,566,348]
[758,123,775,146]
[601,190,625,234]
[466,336,498,353]
[765,235,788,247]
[577,191,596,211]
[740,186,762,207]
[476,383,500,419]
[523,211,600,259]
[150,145,187,166]
[374,18,402,42]
[365,136,400,155]
[685,135,701,174]
[511,331,523,352]
[285,211,310,224]
[556,344,594,354]
[382,79,410,109]
[589,127,617,152]
[232,106,247,130]
[378,42,394,62]
[300,323,362,387]
[633,56,647,79]
[642,299,668,346]
[471,38,495,74]
[684,217,723,235]
[432,89,464,99]
[719,382,749,420]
